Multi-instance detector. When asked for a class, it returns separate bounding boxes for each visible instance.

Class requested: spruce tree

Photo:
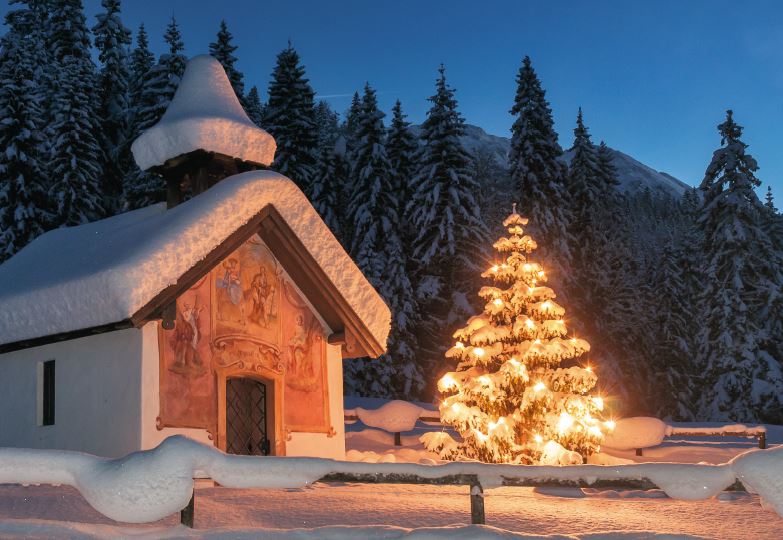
[508,56,571,283]
[0,7,51,260]
[344,84,422,399]
[422,210,608,463]
[125,18,186,209]
[697,110,783,422]
[263,43,318,194]
[311,137,348,243]
[386,100,418,223]
[245,85,264,127]
[209,20,245,104]
[407,65,487,380]
[92,0,132,211]
[47,0,105,225]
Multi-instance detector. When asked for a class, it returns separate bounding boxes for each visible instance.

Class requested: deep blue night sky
[5,0,783,198]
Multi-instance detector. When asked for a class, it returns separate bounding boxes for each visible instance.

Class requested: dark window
[42,360,55,426]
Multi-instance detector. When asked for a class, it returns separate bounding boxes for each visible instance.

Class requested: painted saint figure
[246,267,275,327]
[169,297,207,376]
[216,257,246,324]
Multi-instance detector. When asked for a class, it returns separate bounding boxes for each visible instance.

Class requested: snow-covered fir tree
[508,56,571,284]
[127,23,154,126]
[386,100,418,241]
[342,90,362,155]
[422,210,610,464]
[311,136,348,243]
[92,0,132,210]
[696,110,783,423]
[407,65,487,379]
[344,84,422,399]
[209,20,245,104]
[244,85,264,127]
[125,17,187,209]
[263,43,318,195]
[0,7,51,260]
[47,0,105,225]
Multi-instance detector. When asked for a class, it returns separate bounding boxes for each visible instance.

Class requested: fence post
[759,432,766,450]
[635,448,643,457]
[470,479,485,525]
[394,432,402,446]
[180,489,195,528]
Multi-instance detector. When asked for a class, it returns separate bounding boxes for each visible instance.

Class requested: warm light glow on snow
[589,426,603,438]
[440,374,458,390]
[493,298,503,306]
[525,318,535,329]
[456,341,465,349]
[533,381,546,392]
[473,347,485,357]
[533,434,543,443]
[540,301,551,311]
[593,396,604,410]
[557,412,574,434]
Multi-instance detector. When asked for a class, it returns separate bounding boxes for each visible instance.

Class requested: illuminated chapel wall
[157,233,331,438]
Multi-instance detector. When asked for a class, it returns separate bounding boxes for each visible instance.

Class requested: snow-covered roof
[0,171,390,352]
[131,55,276,170]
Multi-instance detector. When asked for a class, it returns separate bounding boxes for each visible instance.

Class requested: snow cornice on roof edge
[0,171,390,355]
[131,55,276,171]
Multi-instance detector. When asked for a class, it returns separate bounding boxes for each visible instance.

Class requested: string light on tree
[421,205,612,464]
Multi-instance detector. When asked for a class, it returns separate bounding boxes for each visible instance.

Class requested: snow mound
[131,55,276,170]
[351,400,425,432]
[1,436,781,524]
[602,417,671,450]
[539,441,582,466]
[731,446,783,515]
[0,171,390,350]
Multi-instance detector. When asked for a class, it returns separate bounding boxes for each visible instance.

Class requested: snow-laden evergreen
[124,18,186,209]
[47,0,105,225]
[311,137,348,244]
[696,110,783,423]
[508,56,571,283]
[343,85,422,399]
[407,66,488,379]
[244,85,264,127]
[92,0,132,210]
[423,210,608,464]
[0,7,51,261]
[209,20,245,105]
[263,43,318,195]
[386,100,418,246]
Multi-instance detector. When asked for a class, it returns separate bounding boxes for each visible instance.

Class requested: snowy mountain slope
[411,123,691,198]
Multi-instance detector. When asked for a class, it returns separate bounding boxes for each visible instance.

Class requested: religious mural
[158,234,331,437]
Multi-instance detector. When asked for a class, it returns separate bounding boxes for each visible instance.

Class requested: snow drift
[1,436,781,524]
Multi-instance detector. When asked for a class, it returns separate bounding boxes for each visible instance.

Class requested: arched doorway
[225,377,270,456]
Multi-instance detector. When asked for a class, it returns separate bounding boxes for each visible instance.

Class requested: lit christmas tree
[422,207,613,464]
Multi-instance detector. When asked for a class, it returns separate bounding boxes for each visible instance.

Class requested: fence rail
[181,467,746,528]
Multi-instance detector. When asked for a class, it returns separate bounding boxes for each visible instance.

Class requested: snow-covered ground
[0,401,780,539]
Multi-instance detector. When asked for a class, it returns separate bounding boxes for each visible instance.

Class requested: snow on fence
[1,436,781,528]
[344,402,768,453]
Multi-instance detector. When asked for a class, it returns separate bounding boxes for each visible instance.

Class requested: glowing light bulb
[440,374,458,390]
[537,270,545,278]
[584,365,592,372]
[523,263,532,272]
[528,287,534,295]
[557,319,564,325]
[479,375,491,385]
[570,337,577,343]
[490,265,499,273]
[605,420,616,431]
[493,298,503,307]
[557,412,574,434]
[593,396,604,410]
[534,339,541,344]
[509,358,520,366]
[525,319,535,329]
[534,434,543,443]
[589,426,603,438]
[540,301,551,311]
[533,381,546,392]
[456,341,465,349]
[451,403,460,412]
[473,347,485,357]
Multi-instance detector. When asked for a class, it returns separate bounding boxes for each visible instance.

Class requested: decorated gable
[157,233,331,452]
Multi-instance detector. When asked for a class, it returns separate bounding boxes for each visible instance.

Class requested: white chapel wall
[284,342,346,459]
[0,329,144,457]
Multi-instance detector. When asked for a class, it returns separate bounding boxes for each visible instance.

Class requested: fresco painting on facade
[158,275,216,431]
[157,234,330,437]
